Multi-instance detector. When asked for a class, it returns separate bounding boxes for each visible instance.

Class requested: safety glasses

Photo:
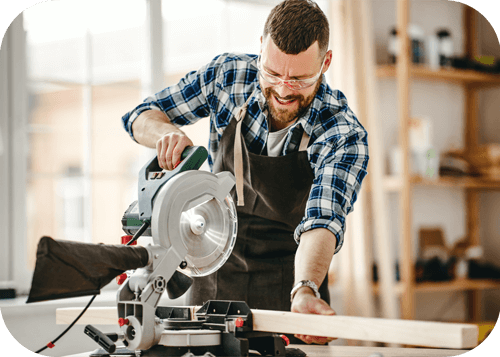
[257,55,325,90]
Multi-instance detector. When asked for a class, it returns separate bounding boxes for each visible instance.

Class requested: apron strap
[298,128,310,152]
[234,90,310,206]
[234,91,256,206]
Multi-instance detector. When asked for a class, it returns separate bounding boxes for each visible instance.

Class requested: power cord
[35,294,97,354]
[34,221,150,354]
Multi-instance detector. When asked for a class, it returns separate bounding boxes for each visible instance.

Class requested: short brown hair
[263,0,329,56]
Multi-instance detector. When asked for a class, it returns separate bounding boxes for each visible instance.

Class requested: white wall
[0,13,11,284]
[477,0,500,323]
[1,294,121,357]
[372,0,500,322]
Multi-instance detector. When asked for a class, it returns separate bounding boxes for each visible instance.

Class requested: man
[122,0,368,345]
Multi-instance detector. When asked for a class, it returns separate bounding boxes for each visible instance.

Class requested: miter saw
[84,146,302,357]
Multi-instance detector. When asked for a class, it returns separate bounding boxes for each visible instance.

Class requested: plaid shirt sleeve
[121,54,228,141]
[294,106,369,255]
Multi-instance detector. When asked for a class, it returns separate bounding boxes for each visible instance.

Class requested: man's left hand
[291,287,337,345]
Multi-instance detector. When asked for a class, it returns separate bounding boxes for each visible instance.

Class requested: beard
[263,79,322,131]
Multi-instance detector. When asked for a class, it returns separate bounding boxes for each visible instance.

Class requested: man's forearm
[294,228,337,290]
[292,228,337,344]
[131,110,185,148]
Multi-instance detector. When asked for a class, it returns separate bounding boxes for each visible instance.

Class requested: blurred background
[0,0,499,355]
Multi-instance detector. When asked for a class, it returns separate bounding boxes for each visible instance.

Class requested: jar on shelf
[437,29,453,67]
[387,24,425,64]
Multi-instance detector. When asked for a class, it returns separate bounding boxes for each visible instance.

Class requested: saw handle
[137,146,209,222]
[180,145,200,161]
[84,325,117,354]
[145,146,208,176]
[174,145,208,171]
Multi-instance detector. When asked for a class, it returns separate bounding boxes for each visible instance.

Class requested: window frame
[0,15,32,293]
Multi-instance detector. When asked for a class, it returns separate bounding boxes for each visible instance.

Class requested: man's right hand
[131,110,194,170]
[156,132,194,170]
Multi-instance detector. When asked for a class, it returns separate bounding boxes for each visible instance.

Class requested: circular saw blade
[179,195,237,277]
[151,170,237,278]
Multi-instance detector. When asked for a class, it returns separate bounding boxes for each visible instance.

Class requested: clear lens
[257,56,322,90]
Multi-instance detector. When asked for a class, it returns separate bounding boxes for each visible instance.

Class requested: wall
[477,0,500,322]
[371,0,500,322]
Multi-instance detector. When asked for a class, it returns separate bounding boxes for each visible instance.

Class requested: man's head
[263,0,329,57]
[260,0,332,131]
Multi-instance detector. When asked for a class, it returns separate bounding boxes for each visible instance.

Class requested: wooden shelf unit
[374,279,500,296]
[377,64,500,85]
[416,279,500,293]
[381,1,500,323]
[383,175,500,191]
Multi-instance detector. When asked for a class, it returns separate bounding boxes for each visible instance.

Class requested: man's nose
[274,80,295,96]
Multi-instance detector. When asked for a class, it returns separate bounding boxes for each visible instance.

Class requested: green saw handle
[137,146,209,221]
[177,146,208,171]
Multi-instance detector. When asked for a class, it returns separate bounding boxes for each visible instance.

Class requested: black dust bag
[27,236,149,303]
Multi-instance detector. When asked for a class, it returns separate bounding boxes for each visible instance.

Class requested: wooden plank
[465,85,480,158]
[416,279,500,293]
[464,5,479,61]
[57,306,118,325]
[64,344,469,357]
[374,279,500,295]
[56,305,200,325]
[466,189,481,246]
[251,310,477,349]
[463,2,482,325]
[56,307,478,349]
[413,176,500,190]
[383,175,500,191]
[292,344,467,357]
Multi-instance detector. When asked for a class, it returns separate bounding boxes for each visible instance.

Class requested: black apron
[190,92,330,312]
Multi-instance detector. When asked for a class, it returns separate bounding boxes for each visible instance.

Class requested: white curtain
[328,0,399,332]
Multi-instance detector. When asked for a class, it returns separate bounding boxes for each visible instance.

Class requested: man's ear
[323,50,333,73]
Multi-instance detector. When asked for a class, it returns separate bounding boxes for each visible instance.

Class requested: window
[22,0,149,270]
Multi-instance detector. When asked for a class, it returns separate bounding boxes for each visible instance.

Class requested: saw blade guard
[151,170,237,277]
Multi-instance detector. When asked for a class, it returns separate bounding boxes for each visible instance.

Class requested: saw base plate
[88,345,306,357]
[88,301,306,357]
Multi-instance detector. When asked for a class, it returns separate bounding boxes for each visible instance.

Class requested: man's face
[259,36,331,131]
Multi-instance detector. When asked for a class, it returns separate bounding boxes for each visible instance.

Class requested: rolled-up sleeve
[294,113,369,254]
[121,54,226,141]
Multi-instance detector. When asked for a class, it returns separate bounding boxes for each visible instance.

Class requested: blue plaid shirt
[122,53,369,254]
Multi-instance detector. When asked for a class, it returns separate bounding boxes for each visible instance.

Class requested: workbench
[65,345,468,357]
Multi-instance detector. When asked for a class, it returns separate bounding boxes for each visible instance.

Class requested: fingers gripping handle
[138,146,208,221]
[145,146,208,178]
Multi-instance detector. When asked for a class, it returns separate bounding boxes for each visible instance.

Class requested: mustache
[265,88,303,102]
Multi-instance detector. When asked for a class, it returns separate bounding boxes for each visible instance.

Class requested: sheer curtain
[329,0,399,328]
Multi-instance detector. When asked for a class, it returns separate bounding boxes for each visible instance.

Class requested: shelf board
[416,278,500,292]
[383,175,500,191]
[377,64,500,85]
[374,279,500,295]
